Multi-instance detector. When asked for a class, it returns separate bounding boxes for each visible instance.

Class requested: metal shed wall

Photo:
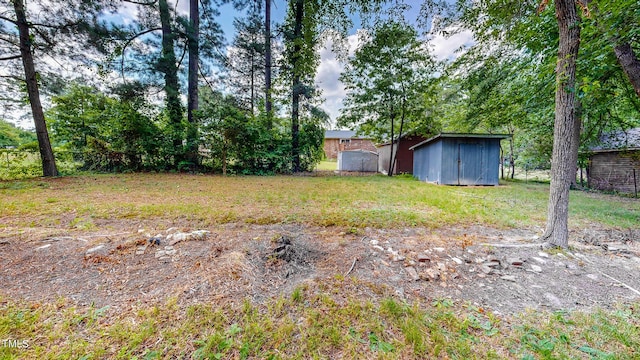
[413,136,502,185]
[338,150,379,172]
[413,140,442,182]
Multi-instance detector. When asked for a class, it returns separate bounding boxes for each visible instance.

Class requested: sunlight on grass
[1,173,638,230]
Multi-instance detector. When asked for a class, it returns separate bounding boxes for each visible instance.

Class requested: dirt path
[1,222,639,315]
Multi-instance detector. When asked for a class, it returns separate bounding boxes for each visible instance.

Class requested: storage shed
[377,135,427,175]
[410,133,510,185]
[587,128,640,194]
[338,150,379,172]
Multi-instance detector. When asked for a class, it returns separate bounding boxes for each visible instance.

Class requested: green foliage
[0,119,35,148]
[339,21,439,143]
[198,88,324,174]
[47,83,167,172]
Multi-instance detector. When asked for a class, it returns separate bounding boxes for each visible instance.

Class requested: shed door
[458,143,484,185]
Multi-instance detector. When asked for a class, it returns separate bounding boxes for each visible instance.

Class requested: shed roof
[409,133,512,150]
[324,130,369,139]
[590,128,640,153]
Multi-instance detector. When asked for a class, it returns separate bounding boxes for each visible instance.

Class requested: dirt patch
[1,222,639,315]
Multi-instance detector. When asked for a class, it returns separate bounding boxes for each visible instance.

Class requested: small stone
[451,257,463,265]
[165,227,178,234]
[379,259,390,267]
[369,239,379,246]
[586,273,598,280]
[155,250,166,258]
[417,254,431,262]
[538,251,550,258]
[86,245,105,254]
[137,229,146,234]
[135,246,147,255]
[407,260,416,266]
[531,257,547,264]
[392,254,405,262]
[159,256,171,263]
[372,245,385,252]
[191,230,210,239]
[424,268,440,280]
[481,265,493,274]
[436,262,447,271]
[501,275,517,282]
[433,247,445,252]
[565,263,578,270]
[164,246,174,251]
[36,244,51,250]
[406,266,420,281]
[530,264,543,273]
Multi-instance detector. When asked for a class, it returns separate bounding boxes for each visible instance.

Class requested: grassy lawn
[315,160,337,171]
[0,173,637,230]
[1,173,639,359]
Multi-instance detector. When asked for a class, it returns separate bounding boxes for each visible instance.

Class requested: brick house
[588,128,640,194]
[323,130,376,160]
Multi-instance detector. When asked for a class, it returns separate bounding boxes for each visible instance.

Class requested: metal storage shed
[410,133,510,185]
[377,135,427,175]
[338,150,379,172]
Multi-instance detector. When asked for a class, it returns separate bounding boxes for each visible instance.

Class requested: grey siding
[338,150,378,172]
[413,136,503,186]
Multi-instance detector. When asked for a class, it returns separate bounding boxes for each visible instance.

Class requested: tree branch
[122,0,158,5]
[0,15,17,24]
[119,27,162,80]
[0,54,21,61]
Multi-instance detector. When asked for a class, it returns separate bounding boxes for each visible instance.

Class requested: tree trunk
[13,0,58,177]
[388,110,395,177]
[614,42,640,99]
[264,0,272,126]
[542,0,581,248]
[391,94,406,176]
[509,138,515,179]
[291,0,303,173]
[159,0,184,166]
[186,0,199,165]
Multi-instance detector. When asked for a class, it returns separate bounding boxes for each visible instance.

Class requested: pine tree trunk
[264,0,272,126]
[614,42,640,99]
[159,0,184,166]
[542,0,581,248]
[291,0,303,173]
[186,0,199,165]
[14,0,58,177]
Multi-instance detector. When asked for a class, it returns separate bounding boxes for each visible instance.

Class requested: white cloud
[314,29,473,127]
[429,30,474,61]
[314,34,361,127]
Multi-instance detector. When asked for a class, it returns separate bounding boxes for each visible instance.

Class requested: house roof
[409,133,512,150]
[324,130,367,139]
[590,128,640,153]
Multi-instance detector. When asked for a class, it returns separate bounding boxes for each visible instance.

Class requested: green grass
[315,160,337,171]
[1,284,639,359]
[1,173,639,358]
[1,173,638,230]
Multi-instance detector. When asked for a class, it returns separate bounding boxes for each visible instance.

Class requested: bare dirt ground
[1,221,639,315]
